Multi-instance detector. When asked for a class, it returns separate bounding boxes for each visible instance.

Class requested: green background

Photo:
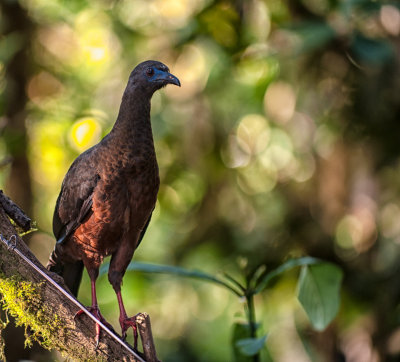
[1,0,400,360]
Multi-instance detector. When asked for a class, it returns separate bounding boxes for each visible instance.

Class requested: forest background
[1,0,400,361]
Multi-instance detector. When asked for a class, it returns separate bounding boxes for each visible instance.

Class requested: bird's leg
[75,275,114,347]
[116,290,139,349]
[108,242,139,348]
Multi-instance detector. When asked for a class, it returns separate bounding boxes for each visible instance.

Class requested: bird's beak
[154,69,181,87]
[165,72,181,87]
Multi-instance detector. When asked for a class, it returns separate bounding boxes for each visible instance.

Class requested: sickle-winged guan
[47,60,180,346]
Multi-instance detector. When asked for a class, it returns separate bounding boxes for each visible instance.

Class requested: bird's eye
[146,67,154,76]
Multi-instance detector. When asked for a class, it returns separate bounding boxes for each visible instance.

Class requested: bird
[47,60,180,347]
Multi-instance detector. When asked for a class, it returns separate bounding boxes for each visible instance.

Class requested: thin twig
[136,313,158,362]
[222,272,246,293]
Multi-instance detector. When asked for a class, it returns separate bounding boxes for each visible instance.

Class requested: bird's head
[127,60,180,95]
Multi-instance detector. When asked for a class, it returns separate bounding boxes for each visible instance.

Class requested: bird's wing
[135,211,153,250]
[53,148,100,244]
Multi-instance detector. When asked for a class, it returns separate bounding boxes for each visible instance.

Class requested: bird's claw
[75,305,114,348]
[120,314,139,349]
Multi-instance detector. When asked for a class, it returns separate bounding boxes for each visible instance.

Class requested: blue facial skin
[149,67,181,87]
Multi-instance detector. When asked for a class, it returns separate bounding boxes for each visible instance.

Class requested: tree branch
[0,193,158,361]
[137,313,159,362]
[0,190,32,232]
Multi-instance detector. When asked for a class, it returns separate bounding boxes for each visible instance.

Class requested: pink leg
[75,279,114,347]
[116,290,138,349]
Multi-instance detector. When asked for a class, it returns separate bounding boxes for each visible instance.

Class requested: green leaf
[235,335,267,356]
[100,262,243,297]
[232,322,252,362]
[297,263,343,331]
[255,257,320,294]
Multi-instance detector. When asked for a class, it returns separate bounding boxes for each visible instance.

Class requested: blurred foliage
[101,257,341,360]
[1,0,400,360]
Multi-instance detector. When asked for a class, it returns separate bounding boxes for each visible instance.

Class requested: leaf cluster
[101,257,343,359]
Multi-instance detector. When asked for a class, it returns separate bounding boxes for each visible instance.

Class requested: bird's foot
[120,314,139,349]
[75,305,114,347]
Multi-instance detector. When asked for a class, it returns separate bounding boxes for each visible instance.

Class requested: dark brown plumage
[47,60,180,345]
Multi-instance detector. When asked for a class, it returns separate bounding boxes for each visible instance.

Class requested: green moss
[0,272,108,360]
[0,273,66,350]
[7,218,36,237]
[0,311,7,360]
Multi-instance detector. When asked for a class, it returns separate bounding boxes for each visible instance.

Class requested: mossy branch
[0,193,156,361]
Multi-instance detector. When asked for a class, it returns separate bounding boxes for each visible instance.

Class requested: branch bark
[0,190,32,232]
[137,313,159,362]
[0,194,158,361]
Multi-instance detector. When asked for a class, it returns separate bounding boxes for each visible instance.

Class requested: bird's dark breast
[68,155,160,265]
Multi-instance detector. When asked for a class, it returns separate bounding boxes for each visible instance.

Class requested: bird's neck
[110,90,155,157]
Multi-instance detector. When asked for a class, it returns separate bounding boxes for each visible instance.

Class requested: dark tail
[47,245,84,297]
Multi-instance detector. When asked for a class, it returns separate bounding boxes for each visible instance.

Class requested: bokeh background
[1,0,400,361]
